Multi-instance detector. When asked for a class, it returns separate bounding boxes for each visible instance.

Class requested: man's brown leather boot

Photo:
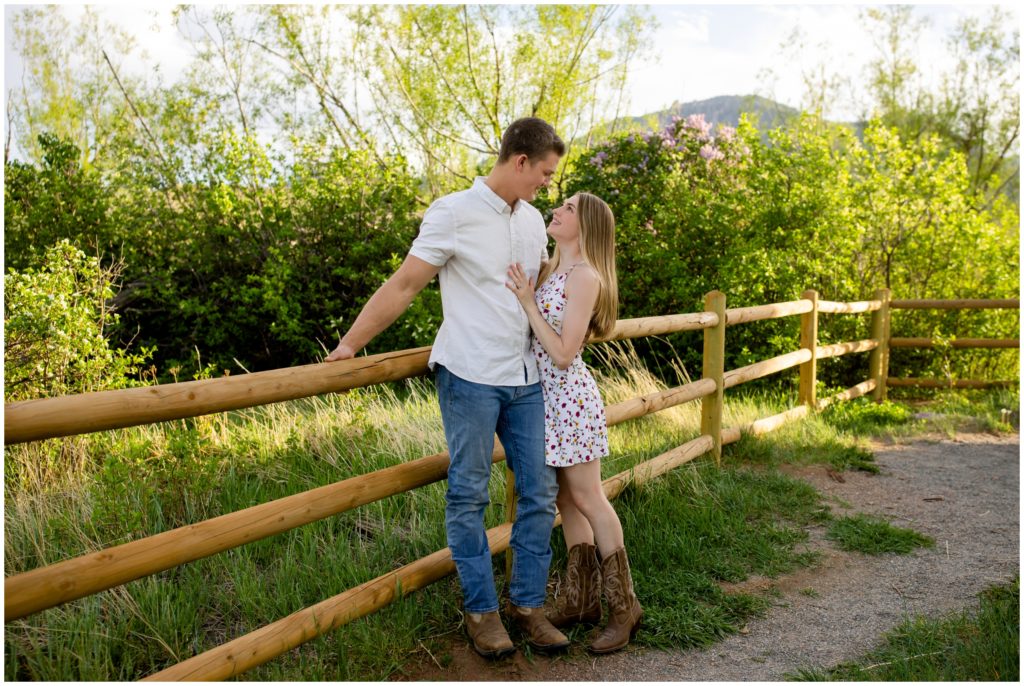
[465,611,516,659]
[547,542,602,628]
[508,604,571,653]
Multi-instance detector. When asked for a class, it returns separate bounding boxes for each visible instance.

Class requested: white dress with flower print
[531,267,610,468]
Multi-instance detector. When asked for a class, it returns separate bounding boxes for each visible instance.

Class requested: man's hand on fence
[325,341,357,362]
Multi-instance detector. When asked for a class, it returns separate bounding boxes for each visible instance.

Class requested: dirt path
[396,431,1019,681]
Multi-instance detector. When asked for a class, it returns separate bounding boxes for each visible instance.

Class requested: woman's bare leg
[556,466,595,548]
[559,460,624,557]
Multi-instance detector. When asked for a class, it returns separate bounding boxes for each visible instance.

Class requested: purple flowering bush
[567,114,752,318]
[562,112,1017,386]
[565,114,774,375]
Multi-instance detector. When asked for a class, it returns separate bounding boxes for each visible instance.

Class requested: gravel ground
[397,431,1019,681]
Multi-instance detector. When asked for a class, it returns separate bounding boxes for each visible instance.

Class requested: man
[325,118,568,658]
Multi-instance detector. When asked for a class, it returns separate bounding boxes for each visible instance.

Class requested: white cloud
[625,3,1017,123]
[669,9,711,44]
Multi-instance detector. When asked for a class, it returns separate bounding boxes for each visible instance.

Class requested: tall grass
[4,345,1009,680]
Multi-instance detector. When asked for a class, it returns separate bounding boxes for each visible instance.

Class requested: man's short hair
[498,117,565,163]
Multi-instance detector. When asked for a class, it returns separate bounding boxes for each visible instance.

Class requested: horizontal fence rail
[815,379,877,409]
[886,378,1017,389]
[723,349,812,389]
[817,299,881,314]
[3,314,719,446]
[889,337,1019,349]
[890,298,1020,309]
[816,339,879,359]
[3,347,433,445]
[725,299,813,325]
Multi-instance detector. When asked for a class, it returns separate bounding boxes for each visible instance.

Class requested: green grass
[826,513,935,555]
[618,465,828,649]
[787,577,1020,681]
[881,386,1020,438]
[3,346,1006,680]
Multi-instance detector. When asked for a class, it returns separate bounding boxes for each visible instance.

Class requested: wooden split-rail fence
[3,290,1018,680]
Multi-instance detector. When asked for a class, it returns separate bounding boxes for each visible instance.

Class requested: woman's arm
[506,263,599,370]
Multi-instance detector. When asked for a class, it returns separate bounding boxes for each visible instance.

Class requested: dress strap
[564,261,587,277]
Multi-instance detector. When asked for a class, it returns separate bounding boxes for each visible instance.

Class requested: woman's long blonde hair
[536,192,618,341]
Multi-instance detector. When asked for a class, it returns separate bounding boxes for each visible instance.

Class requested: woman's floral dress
[531,266,610,468]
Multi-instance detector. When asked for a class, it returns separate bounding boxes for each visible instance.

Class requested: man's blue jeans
[436,365,558,613]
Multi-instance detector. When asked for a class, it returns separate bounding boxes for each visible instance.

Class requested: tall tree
[861,5,1020,204]
[7,6,139,167]
[350,4,654,198]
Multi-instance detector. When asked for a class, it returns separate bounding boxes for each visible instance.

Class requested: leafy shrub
[3,134,117,272]
[822,397,913,432]
[3,240,153,401]
[563,115,1018,387]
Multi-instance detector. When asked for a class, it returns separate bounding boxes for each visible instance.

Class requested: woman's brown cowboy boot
[546,542,602,628]
[589,546,643,653]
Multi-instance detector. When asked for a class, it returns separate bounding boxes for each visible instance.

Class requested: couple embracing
[326,118,642,658]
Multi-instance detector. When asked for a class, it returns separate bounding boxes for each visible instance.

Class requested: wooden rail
[3,314,719,446]
[886,378,1016,389]
[890,298,1019,309]
[725,299,813,325]
[3,347,433,445]
[889,337,1019,349]
[817,339,878,359]
[817,299,881,314]
[815,379,877,409]
[723,349,812,389]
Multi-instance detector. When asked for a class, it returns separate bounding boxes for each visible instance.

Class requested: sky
[3,2,1017,149]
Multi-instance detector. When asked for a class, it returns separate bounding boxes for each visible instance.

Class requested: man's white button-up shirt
[409,177,549,386]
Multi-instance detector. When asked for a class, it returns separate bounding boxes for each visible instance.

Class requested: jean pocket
[436,365,454,411]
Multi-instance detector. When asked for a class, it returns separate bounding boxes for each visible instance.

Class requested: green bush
[117,142,433,373]
[5,135,434,378]
[3,134,117,272]
[562,115,1018,387]
[3,240,153,401]
[822,398,912,432]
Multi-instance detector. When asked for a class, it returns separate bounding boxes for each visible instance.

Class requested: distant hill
[584,94,1018,205]
[633,94,801,131]
[587,95,804,141]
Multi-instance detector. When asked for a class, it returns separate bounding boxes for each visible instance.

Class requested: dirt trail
[396,432,1019,681]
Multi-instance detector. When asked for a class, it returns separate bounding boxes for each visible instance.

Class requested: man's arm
[325,255,441,362]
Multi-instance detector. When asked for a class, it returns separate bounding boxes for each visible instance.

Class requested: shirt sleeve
[408,199,456,267]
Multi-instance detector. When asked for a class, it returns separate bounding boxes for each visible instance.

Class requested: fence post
[700,290,727,466]
[868,288,892,402]
[799,289,819,407]
[504,464,516,582]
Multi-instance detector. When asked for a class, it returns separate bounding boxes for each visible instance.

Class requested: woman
[505,192,642,653]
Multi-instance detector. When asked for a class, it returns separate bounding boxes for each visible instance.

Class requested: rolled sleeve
[409,200,456,267]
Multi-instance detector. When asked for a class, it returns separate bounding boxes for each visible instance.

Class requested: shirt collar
[473,177,513,215]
